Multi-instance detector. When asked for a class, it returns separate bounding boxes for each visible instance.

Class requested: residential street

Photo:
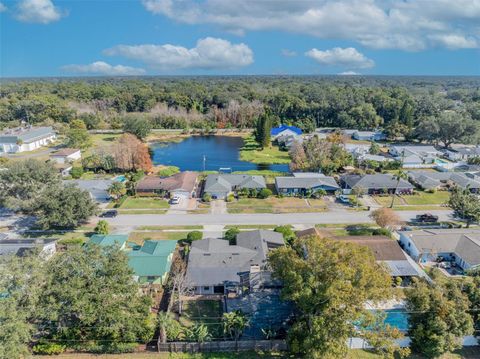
[106,209,453,227]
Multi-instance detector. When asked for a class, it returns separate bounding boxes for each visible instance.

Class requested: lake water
[150,135,290,172]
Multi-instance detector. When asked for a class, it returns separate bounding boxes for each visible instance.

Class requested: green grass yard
[239,136,291,164]
[179,300,224,339]
[128,231,190,244]
[118,197,170,209]
[227,197,327,214]
[374,191,450,207]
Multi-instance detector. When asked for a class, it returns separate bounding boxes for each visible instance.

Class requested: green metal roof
[127,240,177,277]
[89,234,128,247]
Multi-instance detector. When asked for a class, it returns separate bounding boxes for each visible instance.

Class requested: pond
[150,135,290,172]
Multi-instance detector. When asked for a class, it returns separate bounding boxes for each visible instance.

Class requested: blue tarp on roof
[270,125,302,136]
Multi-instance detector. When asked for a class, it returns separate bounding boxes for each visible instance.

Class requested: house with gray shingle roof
[446,146,480,162]
[399,228,480,271]
[275,172,340,195]
[408,171,480,193]
[185,230,284,295]
[340,174,414,195]
[203,174,266,199]
[0,126,56,153]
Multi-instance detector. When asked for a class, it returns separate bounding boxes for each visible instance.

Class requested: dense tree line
[0,245,154,357]
[1,77,479,145]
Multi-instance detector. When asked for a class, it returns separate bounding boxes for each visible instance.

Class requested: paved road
[106,209,453,227]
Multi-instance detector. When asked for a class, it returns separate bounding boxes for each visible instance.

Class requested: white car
[170,196,181,205]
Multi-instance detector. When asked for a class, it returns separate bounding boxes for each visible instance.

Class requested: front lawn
[239,136,291,164]
[128,231,190,244]
[118,197,170,209]
[228,197,327,214]
[374,191,450,207]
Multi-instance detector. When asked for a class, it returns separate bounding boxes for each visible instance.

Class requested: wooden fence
[157,340,287,353]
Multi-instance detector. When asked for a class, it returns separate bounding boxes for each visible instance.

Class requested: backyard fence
[157,339,287,353]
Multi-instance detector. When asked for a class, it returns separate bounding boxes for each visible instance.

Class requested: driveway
[166,197,189,214]
[210,200,227,215]
[106,209,453,227]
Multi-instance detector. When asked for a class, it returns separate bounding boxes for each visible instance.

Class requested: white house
[352,130,386,141]
[399,228,480,271]
[389,145,442,168]
[50,148,81,164]
[0,126,56,153]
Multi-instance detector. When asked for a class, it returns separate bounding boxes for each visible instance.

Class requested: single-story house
[352,130,386,141]
[335,236,426,280]
[0,238,57,258]
[204,174,266,199]
[271,125,302,139]
[389,145,442,168]
[276,134,303,149]
[89,234,128,249]
[399,228,480,271]
[340,174,414,195]
[66,179,113,203]
[408,171,480,193]
[446,147,480,162]
[88,234,177,284]
[357,153,393,163]
[127,240,177,284]
[186,230,284,295]
[50,148,81,164]
[275,172,340,195]
[454,164,480,173]
[54,163,73,177]
[136,171,198,198]
[343,143,371,156]
[0,126,56,153]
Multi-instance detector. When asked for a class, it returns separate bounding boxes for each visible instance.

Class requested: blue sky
[1,0,480,77]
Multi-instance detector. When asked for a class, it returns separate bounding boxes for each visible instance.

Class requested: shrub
[425,188,437,193]
[95,220,109,235]
[71,166,84,179]
[57,237,86,246]
[372,228,391,236]
[186,231,203,244]
[78,342,138,354]
[224,227,240,245]
[202,193,212,203]
[257,188,272,199]
[226,194,235,202]
[32,341,66,355]
[274,225,296,245]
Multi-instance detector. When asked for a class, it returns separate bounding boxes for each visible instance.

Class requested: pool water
[382,309,409,331]
[114,175,127,182]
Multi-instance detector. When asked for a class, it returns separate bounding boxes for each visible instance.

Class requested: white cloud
[281,49,297,57]
[61,61,146,76]
[15,0,64,24]
[338,71,360,75]
[0,2,7,12]
[104,37,253,70]
[141,0,480,51]
[306,47,374,69]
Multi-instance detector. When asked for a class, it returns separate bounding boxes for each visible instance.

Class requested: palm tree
[157,311,171,348]
[390,170,408,208]
[222,310,249,343]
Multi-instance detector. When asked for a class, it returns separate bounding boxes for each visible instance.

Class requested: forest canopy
[1,76,479,143]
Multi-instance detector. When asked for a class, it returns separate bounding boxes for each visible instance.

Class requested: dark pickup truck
[99,210,118,218]
[416,213,439,223]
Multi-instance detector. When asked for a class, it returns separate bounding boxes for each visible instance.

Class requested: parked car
[100,210,118,218]
[337,195,351,204]
[416,213,439,223]
[170,196,180,205]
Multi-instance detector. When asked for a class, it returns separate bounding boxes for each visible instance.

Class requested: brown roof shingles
[137,171,197,192]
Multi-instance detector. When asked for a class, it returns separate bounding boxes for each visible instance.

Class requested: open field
[374,191,450,207]
[239,137,291,164]
[227,197,327,214]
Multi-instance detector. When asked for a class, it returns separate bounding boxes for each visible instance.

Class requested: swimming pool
[114,175,127,183]
[382,309,409,331]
